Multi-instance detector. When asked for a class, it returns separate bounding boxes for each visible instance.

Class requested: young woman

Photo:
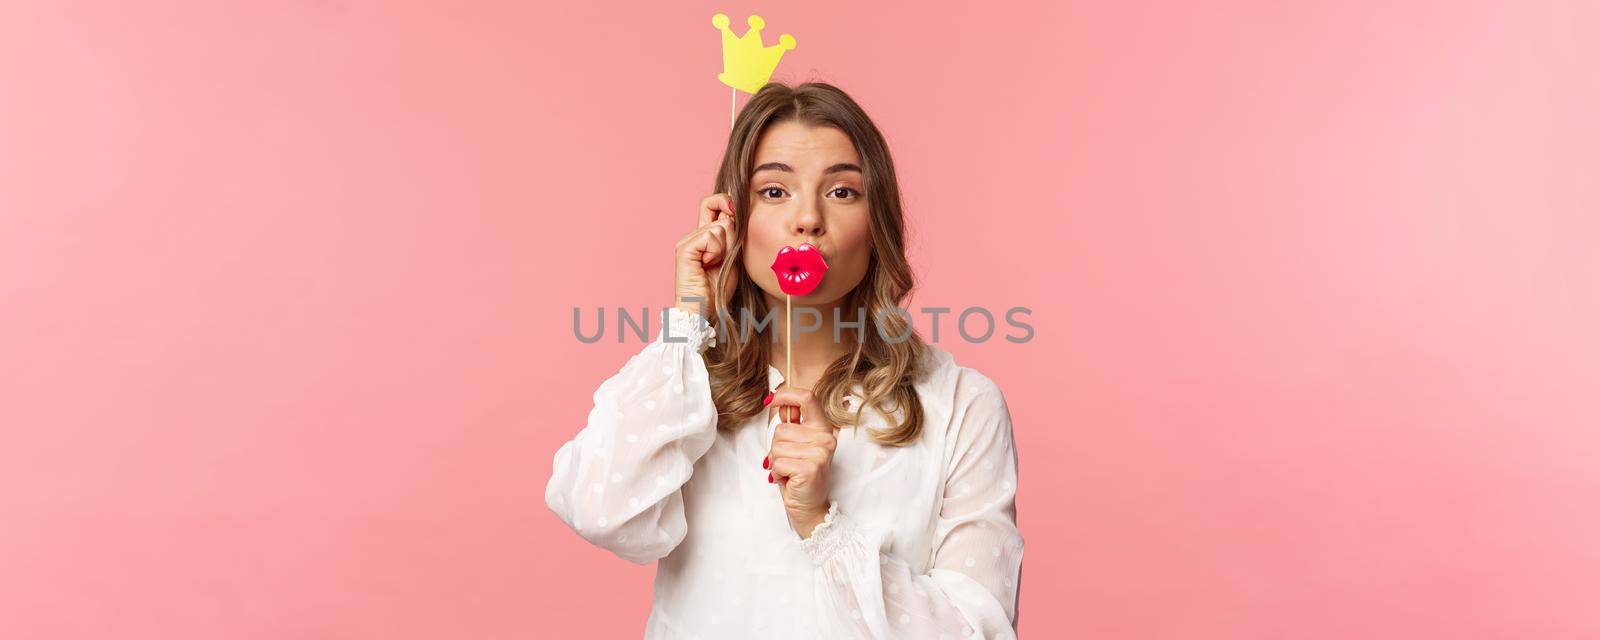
[545,82,1023,639]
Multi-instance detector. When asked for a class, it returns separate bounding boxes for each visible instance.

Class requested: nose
[793,198,824,238]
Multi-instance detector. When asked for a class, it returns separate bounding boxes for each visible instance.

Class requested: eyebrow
[752,162,863,175]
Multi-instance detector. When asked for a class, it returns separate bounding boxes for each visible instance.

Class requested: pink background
[3,1,1598,637]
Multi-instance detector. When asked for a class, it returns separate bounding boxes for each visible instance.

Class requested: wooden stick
[785,293,794,422]
[785,294,793,385]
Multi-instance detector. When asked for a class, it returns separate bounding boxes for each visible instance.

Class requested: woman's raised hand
[674,193,738,316]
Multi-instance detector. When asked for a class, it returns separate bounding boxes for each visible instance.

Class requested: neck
[768,295,853,389]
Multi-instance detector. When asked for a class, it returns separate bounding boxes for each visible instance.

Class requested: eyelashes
[757,187,862,199]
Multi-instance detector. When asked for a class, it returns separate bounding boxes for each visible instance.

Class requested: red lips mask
[769,243,828,296]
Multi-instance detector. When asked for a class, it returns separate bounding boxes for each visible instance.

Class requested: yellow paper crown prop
[712,12,796,95]
[707,12,802,405]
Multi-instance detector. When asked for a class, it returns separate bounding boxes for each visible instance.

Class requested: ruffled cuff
[797,500,860,566]
[659,306,716,353]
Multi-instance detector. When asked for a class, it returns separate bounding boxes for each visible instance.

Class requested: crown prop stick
[713,12,796,126]
[713,12,807,419]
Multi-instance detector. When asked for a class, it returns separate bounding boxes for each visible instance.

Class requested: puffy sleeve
[797,376,1024,639]
[543,307,721,564]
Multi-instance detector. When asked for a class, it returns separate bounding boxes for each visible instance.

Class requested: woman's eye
[760,187,787,198]
[829,187,860,198]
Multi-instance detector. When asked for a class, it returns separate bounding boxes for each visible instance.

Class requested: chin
[766,284,848,307]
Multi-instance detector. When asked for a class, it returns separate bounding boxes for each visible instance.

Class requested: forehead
[753,121,860,168]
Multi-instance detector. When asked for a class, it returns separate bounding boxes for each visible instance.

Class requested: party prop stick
[713,12,802,417]
[769,244,828,422]
[712,12,796,127]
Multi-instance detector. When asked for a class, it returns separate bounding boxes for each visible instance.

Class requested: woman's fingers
[772,420,837,446]
[767,440,822,464]
[695,193,736,273]
[770,386,830,427]
[767,454,822,485]
[701,223,726,264]
[699,192,735,228]
[715,205,736,236]
[675,193,738,312]
[697,194,718,227]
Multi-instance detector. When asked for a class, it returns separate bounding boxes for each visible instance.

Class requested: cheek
[743,219,781,272]
[837,221,872,262]
[745,218,781,247]
[830,221,873,284]
[837,220,871,252]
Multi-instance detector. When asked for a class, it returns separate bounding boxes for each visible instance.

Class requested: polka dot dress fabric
[545,307,1024,638]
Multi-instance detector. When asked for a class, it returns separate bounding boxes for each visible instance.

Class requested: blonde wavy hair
[703,81,928,446]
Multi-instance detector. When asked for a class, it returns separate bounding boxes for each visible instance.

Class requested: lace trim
[661,307,716,352]
[797,500,855,565]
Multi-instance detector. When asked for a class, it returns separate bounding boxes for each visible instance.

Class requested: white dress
[544,307,1024,639]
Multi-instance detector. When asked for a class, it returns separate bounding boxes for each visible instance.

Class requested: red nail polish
[763,393,773,406]
[763,455,770,469]
[768,472,774,483]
